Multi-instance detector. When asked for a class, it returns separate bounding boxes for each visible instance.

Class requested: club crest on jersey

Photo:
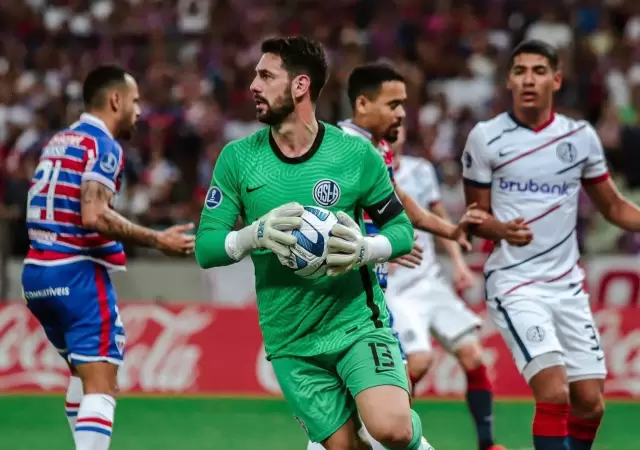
[313,179,341,207]
[115,335,126,355]
[556,142,577,164]
[526,326,545,343]
[205,186,223,209]
[99,151,119,174]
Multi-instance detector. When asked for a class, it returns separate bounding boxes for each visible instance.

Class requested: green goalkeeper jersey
[195,122,413,359]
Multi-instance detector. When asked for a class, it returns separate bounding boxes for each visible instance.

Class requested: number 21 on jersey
[27,159,63,221]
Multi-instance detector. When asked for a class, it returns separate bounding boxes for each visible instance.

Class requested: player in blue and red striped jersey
[21,65,195,450]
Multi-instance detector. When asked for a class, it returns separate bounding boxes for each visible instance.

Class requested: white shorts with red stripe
[487,286,607,382]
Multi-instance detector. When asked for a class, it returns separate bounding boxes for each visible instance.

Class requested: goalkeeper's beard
[257,89,295,126]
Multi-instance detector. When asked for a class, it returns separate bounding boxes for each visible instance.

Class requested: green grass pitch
[0,395,638,449]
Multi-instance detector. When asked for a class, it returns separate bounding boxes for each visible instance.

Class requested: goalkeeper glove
[226,202,303,260]
[326,212,391,276]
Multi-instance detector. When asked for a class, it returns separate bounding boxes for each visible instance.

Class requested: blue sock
[465,365,495,450]
[533,436,570,450]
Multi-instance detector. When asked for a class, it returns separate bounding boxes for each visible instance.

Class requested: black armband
[363,191,404,227]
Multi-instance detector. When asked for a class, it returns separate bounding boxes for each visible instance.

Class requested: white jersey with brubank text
[462,112,608,299]
[388,155,443,293]
[337,119,394,289]
[24,113,127,271]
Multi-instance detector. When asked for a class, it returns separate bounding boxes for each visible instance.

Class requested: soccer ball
[277,206,338,279]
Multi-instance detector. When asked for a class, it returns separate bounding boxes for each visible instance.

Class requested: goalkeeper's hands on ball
[230,202,304,259]
[326,212,389,276]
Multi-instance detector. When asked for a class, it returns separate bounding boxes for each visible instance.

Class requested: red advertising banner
[0,302,639,398]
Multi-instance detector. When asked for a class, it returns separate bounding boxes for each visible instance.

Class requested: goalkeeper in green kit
[196,36,435,450]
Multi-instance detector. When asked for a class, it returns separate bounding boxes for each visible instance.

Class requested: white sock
[65,376,83,433]
[74,393,116,450]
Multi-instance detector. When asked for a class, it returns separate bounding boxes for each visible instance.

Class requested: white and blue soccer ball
[277,206,338,279]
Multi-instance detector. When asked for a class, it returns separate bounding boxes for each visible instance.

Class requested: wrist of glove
[226,202,303,261]
[326,212,392,276]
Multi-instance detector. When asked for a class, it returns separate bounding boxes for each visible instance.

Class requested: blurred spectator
[1,0,640,257]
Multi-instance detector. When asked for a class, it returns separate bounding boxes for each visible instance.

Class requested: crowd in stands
[1,0,640,257]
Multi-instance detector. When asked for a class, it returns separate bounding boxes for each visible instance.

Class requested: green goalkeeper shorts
[271,327,410,443]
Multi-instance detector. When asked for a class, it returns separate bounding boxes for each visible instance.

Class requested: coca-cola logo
[0,304,68,390]
[117,305,213,392]
[0,304,213,393]
[596,310,640,395]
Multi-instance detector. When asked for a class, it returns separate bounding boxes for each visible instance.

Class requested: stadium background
[1,0,640,448]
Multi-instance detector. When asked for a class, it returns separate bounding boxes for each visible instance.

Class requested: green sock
[382,409,423,450]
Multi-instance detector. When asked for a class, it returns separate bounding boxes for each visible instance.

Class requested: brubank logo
[499,178,576,195]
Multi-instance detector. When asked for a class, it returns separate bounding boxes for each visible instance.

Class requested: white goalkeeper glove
[226,202,303,260]
[326,212,392,276]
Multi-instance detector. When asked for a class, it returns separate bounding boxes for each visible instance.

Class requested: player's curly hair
[261,36,329,102]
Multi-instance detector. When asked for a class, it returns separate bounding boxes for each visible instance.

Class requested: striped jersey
[462,112,608,299]
[338,119,395,289]
[24,113,127,271]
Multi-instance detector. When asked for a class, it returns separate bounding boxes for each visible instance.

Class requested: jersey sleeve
[420,161,442,207]
[581,124,610,184]
[82,138,123,192]
[360,142,395,208]
[461,124,492,187]
[195,142,242,268]
[359,142,413,260]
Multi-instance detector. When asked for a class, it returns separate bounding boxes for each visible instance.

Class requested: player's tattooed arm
[463,184,533,246]
[583,177,640,231]
[80,181,195,253]
[80,180,159,246]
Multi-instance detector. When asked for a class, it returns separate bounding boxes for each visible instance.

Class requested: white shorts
[386,277,481,355]
[487,291,607,382]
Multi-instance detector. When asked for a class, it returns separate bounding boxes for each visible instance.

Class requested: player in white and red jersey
[21,65,194,450]
[463,40,640,450]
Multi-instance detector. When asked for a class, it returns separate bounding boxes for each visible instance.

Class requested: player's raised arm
[326,143,413,276]
[462,124,533,246]
[195,143,304,269]
[581,125,640,230]
[81,139,195,255]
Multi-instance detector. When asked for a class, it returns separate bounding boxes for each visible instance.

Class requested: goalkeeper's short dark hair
[347,63,405,108]
[260,36,329,102]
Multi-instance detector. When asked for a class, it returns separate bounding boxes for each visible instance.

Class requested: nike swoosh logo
[246,184,266,193]
[597,355,604,361]
[375,367,394,374]
[377,200,391,214]
[498,149,518,157]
